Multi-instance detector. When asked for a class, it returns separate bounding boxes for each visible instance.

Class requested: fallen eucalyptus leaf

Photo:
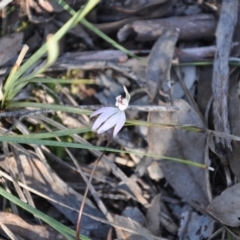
[148,99,211,206]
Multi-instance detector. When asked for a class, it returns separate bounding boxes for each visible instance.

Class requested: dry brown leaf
[207,183,240,227]
[0,32,23,66]
[148,99,211,206]
[0,212,66,240]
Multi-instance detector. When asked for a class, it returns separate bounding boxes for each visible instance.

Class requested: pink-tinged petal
[113,111,126,137]
[90,107,117,118]
[92,108,118,131]
[97,111,121,134]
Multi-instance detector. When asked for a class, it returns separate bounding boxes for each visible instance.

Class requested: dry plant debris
[0,212,66,240]
[0,0,240,240]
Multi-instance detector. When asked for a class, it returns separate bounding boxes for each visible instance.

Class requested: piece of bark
[212,0,238,148]
[0,212,66,240]
[118,14,217,42]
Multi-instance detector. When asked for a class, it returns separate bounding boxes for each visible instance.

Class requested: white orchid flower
[90,86,130,137]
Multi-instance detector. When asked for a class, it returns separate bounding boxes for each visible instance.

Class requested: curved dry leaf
[148,99,211,206]
[146,28,179,100]
[207,183,240,227]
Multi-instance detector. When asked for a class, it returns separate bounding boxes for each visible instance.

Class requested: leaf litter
[1,0,240,239]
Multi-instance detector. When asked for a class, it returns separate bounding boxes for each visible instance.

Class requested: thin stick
[174,67,207,128]
[75,137,111,240]
[78,104,178,112]
[0,109,54,118]
[16,45,29,68]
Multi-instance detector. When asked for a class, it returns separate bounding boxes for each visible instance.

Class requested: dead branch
[118,14,217,42]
